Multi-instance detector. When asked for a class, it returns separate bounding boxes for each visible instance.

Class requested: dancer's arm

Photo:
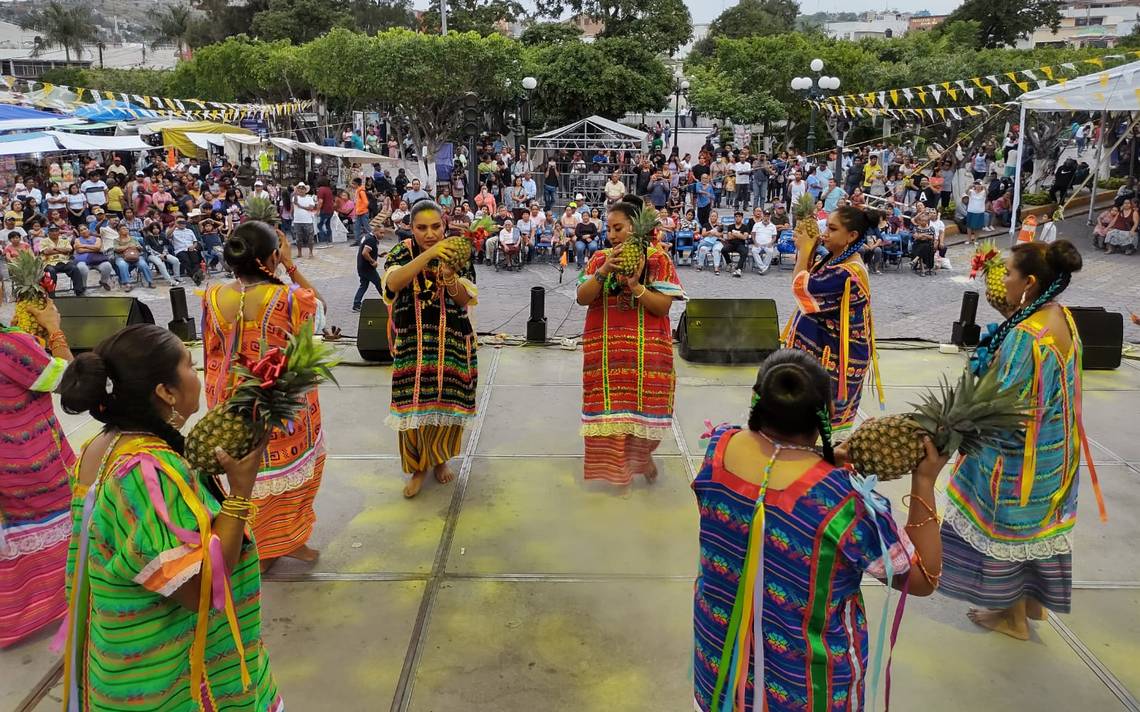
[898,438,947,596]
[576,250,618,305]
[384,242,446,293]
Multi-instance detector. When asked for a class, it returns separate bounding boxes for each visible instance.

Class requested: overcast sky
[415,1,966,24]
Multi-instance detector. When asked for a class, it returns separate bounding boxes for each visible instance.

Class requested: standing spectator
[971,150,990,180]
[646,169,670,210]
[65,184,87,228]
[965,181,988,244]
[352,222,385,311]
[820,177,846,214]
[315,178,335,245]
[732,153,752,210]
[292,182,317,259]
[543,160,560,211]
[751,153,770,209]
[1049,158,1077,205]
[1073,121,1087,156]
[938,158,957,209]
[402,178,430,207]
[694,173,714,228]
[862,155,883,193]
[79,171,108,212]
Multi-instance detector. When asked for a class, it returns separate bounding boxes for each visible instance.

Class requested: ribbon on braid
[816,406,835,465]
[813,235,867,274]
[970,273,1071,376]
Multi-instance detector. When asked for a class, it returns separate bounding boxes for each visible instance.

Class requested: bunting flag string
[821,51,1140,108]
[810,100,1015,123]
[0,73,311,120]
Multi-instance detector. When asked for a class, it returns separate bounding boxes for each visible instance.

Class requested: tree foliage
[534,0,692,55]
[148,5,195,55]
[522,36,672,126]
[942,0,1062,48]
[708,0,798,40]
[20,0,101,61]
[520,21,583,45]
[250,0,352,44]
[420,0,526,35]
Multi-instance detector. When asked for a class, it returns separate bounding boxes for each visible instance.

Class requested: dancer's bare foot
[1025,597,1048,621]
[286,544,320,563]
[967,607,1030,641]
[404,470,426,498]
[433,462,454,485]
[644,459,659,484]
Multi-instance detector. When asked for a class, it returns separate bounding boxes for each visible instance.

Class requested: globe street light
[789,59,841,162]
[673,74,690,149]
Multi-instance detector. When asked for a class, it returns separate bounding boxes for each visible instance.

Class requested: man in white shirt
[291,182,317,258]
[251,180,271,202]
[80,173,108,209]
[167,215,204,285]
[733,156,752,210]
[749,208,777,274]
[106,156,129,180]
[603,172,627,206]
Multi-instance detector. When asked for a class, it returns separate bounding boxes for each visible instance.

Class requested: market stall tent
[0,103,84,131]
[141,120,255,156]
[1012,59,1140,235]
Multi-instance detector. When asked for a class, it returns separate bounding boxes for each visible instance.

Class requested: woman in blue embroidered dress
[783,207,883,436]
[942,240,1099,641]
[692,350,947,712]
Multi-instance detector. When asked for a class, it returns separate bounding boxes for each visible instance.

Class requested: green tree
[350,0,416,33]
[40,67,177,97]
[166,36,308,101]
[523,36,671,126]
[520,21,583,45]
[148,5,195,57]
[942,0,1062,48]
[250,0,352,44]
[534,0,693,55]
[420,0,526,35]
[686,64,785,125]
[708,0,798,40]
[20,0,100,61]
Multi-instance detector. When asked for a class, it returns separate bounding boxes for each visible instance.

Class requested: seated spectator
[990,191,1012,228]
[723,211,751,277]
[748,208,776,274]
[72,225,115,291]
[1105,198,1138,254]
[862,220,887,274]
[167,215,204,285]
[910,210,936,276]
[198,216,225,272]
[515,210,535,263]
[1093,206,1117,250]
[111,224,153,290]
[695,210,725,274]
[498,219,522,269]
[141,221,182,285]
[37,224,85,295]
[573,212,600,269]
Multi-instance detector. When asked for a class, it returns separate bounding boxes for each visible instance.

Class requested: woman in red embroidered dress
[576,196,685,485]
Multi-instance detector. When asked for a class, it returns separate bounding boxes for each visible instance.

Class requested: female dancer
[576,195,684,485]
[201,221,327,571]
[59,325,281,711]
[693,349,946,711]
[942,240,1099,640]
[783,206,883,436]
[0,301,73,647]
[382,200,478,498]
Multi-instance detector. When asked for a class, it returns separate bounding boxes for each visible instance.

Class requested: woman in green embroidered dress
[59,325,281,711]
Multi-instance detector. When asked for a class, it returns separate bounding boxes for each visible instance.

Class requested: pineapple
[612,204,659,277]
[8,250,52,344]
[969,240,1009,314]
[185,320,338,474]
[243,195,280,224]
[793,193,818,246]
[845,367,1027,480]
[438,216,494,270]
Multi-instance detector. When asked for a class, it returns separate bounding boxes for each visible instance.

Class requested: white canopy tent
[0,134,60,157]
[1012,60,1140,236]
[0,131,149,157]
[270,138,425,181]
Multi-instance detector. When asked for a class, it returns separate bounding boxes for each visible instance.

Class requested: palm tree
[149,5,194,58]
[19,1,100,62]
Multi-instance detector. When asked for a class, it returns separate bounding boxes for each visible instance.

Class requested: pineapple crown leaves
[8,249,49,299]
[243,195,280,224]
[794,192,817,220]
[906,368,1031,457]
[226,320,339,428]
[628,204,660,247]
[968,239,1005,279]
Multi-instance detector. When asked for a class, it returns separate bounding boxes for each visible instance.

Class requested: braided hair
[971,240,1082,374]
[59,325,189,454]
[748,349,836,465]
[225,220,286,285]
[811,206,882,273]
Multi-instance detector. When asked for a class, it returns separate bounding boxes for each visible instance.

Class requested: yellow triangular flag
[917,89,927,104]
[947,89,958,101]
[982,85,993,97]
[890,89,899,105]
[1041,66,1054,80]
[937,108,946,119]
[972,77,984,88]
[1086,57,1104,67]
[1016,81,1029,92]
[1100,73,1110,87]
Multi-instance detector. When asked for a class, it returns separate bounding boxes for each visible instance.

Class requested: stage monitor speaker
[1069,307,1123,370]
[357,299,392,363]
[678,298,780,364]
[55,296,155,353]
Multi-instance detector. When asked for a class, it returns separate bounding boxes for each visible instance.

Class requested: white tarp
[1019,60,1140,112]
[45,131,150,152]
[0,135,62,156]
[0,117,85,131]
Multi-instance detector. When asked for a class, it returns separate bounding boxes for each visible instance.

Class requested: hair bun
[1046,239,1082,274]
[620,195,645,210]
[59,352,110,416]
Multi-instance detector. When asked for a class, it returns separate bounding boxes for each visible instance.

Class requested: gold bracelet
[633,284,648,299]
[904,515,939,530]
[914,552,942,587]
[903,493,940,521]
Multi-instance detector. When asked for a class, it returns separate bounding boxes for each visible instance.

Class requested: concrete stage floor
[5,343,1140,711]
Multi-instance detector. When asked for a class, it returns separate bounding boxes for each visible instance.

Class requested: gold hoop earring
[1019,291,1029,307]
[166,406,184,430]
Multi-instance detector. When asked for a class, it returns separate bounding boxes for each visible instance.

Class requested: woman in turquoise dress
[693,349,947,712]
[941,239,1102,640]
[783,206,883,436]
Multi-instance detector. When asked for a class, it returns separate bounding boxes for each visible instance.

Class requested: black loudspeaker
[357,299,392,363]
[1069,307,1123,370]
[168,286,197,342]
[55,296,155,352]
[526,286,547,343]
[951,290,982,347]
[678,299,780,364]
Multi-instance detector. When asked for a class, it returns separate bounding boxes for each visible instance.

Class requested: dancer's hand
[28,301,62,333]
[620,257,646,291]
[214,433,270,499]
[1131,312,1140,326]
[912,436,949,487]
[598,249,620,276]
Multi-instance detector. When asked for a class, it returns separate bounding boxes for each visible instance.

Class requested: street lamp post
[521,75,537,158]
[790,59,841,156]
[673,74,689,150]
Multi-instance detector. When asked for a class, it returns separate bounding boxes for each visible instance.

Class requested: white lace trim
[580,421,671,441]
[385,412,474,432]
[0,512,71,560]
[942,502,1074,562]
[249,440,326,500]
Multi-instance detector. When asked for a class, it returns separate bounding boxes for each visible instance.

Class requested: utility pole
[440,0,447,35]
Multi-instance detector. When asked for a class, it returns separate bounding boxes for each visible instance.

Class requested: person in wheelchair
[497,219,523,270]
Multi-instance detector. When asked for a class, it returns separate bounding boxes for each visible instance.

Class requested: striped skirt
[251,452,326,561]
[398,424,464,474]
[939,523,1073,613]
[583,434,660,486]
[0,534,67,648]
